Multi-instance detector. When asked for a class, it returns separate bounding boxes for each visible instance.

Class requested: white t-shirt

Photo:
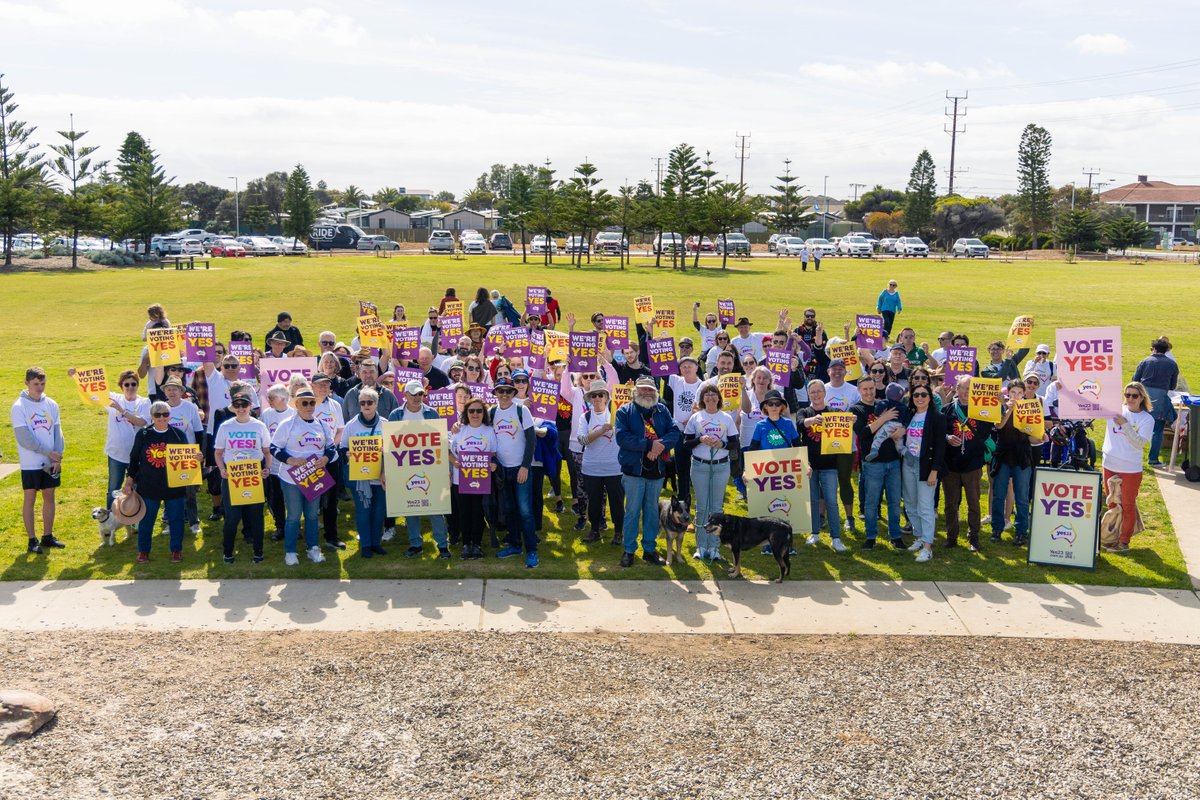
[731,333,765,364]
[393,405,428,422]
[204,371,260,434]
[1102,407,1154,474]
[685,409,736,462]
[314,397,345,444]
[260,406,294,476]
[490,403,533,468]
[1023,359,1054,398]
[739,392,766,446]
[564,383,588,454]
[270,414,336,485]
[166,400,203,444]
[668,374,701,429]
[451,424,497,485]
[11,393,61,470]
[580,407,621,477]
[905,411,927,458]
[824,382,861,413]
[697,325,722,352]
[214,417,270,463]
[105,393,152,463]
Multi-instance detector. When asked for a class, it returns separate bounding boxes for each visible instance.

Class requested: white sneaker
[190,523,201,535]
[908,540,924,552]
[382,526,395,542]
[692,550,705,560]
[843,517,856,533]
[915,547,933,563]
[805,533,820,546]
[283,552,299,566]
[307,546,326,563]
[831,539,847,553]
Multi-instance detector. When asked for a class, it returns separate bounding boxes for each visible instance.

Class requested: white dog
[92,506,124,546]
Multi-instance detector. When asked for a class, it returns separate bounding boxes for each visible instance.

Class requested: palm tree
[373,186,402,208]
[338,184,365,207]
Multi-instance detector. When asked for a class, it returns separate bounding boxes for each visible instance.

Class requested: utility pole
[849,183,866,202]
[734,132,751,190]
[944,90,967,196]
[228,176,239,236]
[822,175,829,238]
[651,157,664,195]
[1082,167,1101,190]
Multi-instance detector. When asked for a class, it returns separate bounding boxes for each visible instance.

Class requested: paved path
[2,577,1197,643]
[1156,465,1200,590]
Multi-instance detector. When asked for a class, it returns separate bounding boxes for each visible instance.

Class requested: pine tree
[1016,124,1053,249]
[48,118,106,268]
[768,159,812,236]
[0,73,45,267]
[905,149,937,237]
[122,142,180,254]
[527,165,558,266]
[499,170,534,264]
[115,131,149,185]
[282,164,317,240]
[660,143,703,270]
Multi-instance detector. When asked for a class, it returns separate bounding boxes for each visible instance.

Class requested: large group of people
[12,281,1180,567]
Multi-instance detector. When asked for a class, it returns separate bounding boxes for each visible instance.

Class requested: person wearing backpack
[578,380,625,545]
[490,376,540,567]
[491,289,522,327]
[940,375,994,552]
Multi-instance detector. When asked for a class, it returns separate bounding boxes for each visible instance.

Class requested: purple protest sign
[228,341,256,381]
[426,387,458,430]
[527,377,560,421]
[391,367,424,403]
[467,382,496,406]
[943,346,976,381]
[527,328,546,371]
[647,337,678,377]
[438,314,464,351]
[184,323,216,363]
[457,451,492,495]
[717,299,736,326]
[569,331,599,372]
[483,324,509,359]
[855,314,885,350]
[603,316,629,351]
[504,326,532,357]
[287,457,335,501]
[765,349,793,388]
[391,326,420,362]
[526,286,547,315]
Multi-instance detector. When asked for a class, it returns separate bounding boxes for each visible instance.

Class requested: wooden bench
[159,255,211,271]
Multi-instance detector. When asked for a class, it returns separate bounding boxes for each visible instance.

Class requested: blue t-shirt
[751,417,800,450]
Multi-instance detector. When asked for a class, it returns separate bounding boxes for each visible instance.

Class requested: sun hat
[586,380,610,398]
[162,376,184,389]
[762,389,786,406]
[110,490,147,525]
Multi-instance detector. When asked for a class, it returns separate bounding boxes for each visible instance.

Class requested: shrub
[48,244,71,256]
[26,250,46,259]
[981,234,1005,249]
[88,249,136,266]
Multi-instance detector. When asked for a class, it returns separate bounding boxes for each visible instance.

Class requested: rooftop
[1100,178,1200,204]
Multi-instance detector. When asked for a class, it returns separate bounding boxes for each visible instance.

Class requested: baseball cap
[885,383,905,403]
[828,358,846,368]
[231,388,254,404]
[311,373,331,384]
[1036,344,1050,355]
[635,376,656,389]
[403,380,425,395]
[493,377,516,391]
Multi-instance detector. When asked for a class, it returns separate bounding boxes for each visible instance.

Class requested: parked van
[309,223,366,250]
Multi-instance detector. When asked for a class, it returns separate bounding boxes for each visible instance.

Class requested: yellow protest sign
[148,327,182,366]
[968,377,1003,422]
[718,374,742,412]
[633,295,655,326]
[828,340,864,381]
[544,330,568,364]
[820,412,855,455]
[226,459,265,505]
[166,443,202,487]
[357,314,389,351]
[383,420,451,517]
[72,366,109,407]
[1007,315,1035,350]
[348,435,383,481]
[1014,398,1045,438]
[611,383,632,414]
[652,308,676,333]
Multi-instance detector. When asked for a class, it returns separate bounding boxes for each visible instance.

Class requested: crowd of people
[11,281,1180,568]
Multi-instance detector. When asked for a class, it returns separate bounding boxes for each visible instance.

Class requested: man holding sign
[124,401,190,563]
[343,387,388,558]
[213,387,270,564]
[989,380,1045,547]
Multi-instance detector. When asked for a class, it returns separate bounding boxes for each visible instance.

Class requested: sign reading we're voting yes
[166,444,202,488]
[72,366,109,407]
[647,337,678,377]
[226,460,265,506]
[148,327,182,366]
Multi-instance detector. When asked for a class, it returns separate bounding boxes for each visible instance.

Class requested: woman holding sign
[579,380,626,546]
[124,401,190,563]
[343,387,388,558]
[684,385,736,562]
[214,388,270,564]
[102,369,151,511]
[269,389,338,566]
[450,397,498,560]
[1100,382,1155,552]
[899,382,946,562]
[988,380,1043,547]
[798,381,846,552]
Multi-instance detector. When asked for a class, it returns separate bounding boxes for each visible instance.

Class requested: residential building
[346,207,412,230]
[1100,176,1199,242]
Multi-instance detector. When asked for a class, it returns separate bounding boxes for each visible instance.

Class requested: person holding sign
[684,385,736,562]
[692,303,727,352]
[988,380,1044,547]
[450,396,498,560]
[981,340,1029,382]
[1100,382,1155,553]
[489,377,540,568]
[941,376,995,552]
[797,381,846,552]
[269,389,338,566]
[343,387,388,558]
[124,401,190,563]
[100,369,151,511]
[214,388,270,564]
[578,380,626,546]
[388,380,453,560]
[899,382,946,562]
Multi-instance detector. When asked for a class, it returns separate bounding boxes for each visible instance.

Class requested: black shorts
[21,469,60,491]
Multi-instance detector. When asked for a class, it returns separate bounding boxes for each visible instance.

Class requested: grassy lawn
[0,252,1194,587]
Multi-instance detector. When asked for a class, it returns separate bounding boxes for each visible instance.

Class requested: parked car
[564,235,590,254]
[12,233,43,251]
[836,235,873,258]
[178,238,205,256]
[855,232,879,250]
[489,232,513,250]
[269,236,308,255]
[1169,237,1193,248]
[652,232,683,254]
[151,235,183,256]
[775,236,806,256]
[684,235,715,253]
[52,235,108,252]
[460,233,487,254]
[767,233,784,253]
[210,238,246,257]
[952,238,989,258]
[358,235,400,252]
[236,236,282,256]
[530,235,558,254]
[804,238,836,257]
[310,222,365,250]
[593,231,628,254]
[176,228,219,246]
[894,236,929,257]
[829,236,843,250]
[715,232,751,255]
[428,230,455,253]
[877,237,899,254]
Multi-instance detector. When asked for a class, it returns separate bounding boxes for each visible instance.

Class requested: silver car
[775,236,806,256]
[952,238,989,258]
[358,235,400,251]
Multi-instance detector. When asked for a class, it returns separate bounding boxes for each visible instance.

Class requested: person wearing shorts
[12,366,66,554]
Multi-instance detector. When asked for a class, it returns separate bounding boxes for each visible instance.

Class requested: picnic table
[159,255,210,270]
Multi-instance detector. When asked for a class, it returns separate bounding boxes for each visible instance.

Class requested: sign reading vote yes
[257,358,317,404]
[1055,326,1122,419]
[383,420,451,517]
[743,447,811,533]
[1028,468,1101,569]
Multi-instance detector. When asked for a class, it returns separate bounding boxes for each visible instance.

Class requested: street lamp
[822,175,829,238]
[228,177,239,236]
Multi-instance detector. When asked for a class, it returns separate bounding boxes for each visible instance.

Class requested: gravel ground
[1,632,1197,799]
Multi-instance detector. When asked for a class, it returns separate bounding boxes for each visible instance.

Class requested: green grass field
[0,252,1193,586]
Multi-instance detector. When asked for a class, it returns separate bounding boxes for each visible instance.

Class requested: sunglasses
[494,388,516,395]
[231,401,250,408]
[514,378,529,384]
[297,400,316,407]
[359,400,376,406]
[1124,392,1141,399]
[716,336,729,341]
[467,408,485,414]
[911,392,931,399]
[152,412,170,418]
[582,374,598,381]
[764,401,785,408]
[804,314,816,318]
[221,364,239,369]
[870,368,885,374]
[320,341,335,346]
[121,382,139,388]
[408,391,426,396]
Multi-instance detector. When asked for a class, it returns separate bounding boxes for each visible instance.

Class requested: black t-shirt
[424,366,450,391]
[127,426,189,501]
[942,401,994,472]
[797,406,839,471]
[614,361,652,386]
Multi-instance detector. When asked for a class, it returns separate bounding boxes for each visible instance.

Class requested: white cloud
[1072,33,1130,54]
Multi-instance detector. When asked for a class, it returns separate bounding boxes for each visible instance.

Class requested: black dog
[704,512,793,583]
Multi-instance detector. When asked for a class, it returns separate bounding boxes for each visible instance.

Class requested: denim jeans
[691,458,730,552]
[990,462,1031,538]
[1149,417,1167,463]
[220,479,264,558]
[281,481,320,553]
[353,484,387,551]
[405,513,448,550]
[106,457,129,511]
[862,459,903,542]
[137,496,184,554]
[498,465,538,553]
[622,474,664,554]
[901,453,937,544]
[810,468,841,537]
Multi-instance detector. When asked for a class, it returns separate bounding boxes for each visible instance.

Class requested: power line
[974,57,1200,92]
[945,90,967,195]
[1082,167,1102,190]
[849,183,866,202]
[651,156,664,195]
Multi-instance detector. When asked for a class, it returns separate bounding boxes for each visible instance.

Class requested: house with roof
[1100,176,1199,242]
[346,207,412,230]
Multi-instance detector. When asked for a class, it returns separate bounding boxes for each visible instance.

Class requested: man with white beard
[615,377,681,568]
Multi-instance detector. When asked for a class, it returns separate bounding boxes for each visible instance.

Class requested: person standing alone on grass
[12,367,66,554]
[877,280,902,339]
[1132,337,1179,467]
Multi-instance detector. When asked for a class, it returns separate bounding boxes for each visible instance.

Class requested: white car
[11,233,42,251]
[593,231,629,253]
[952,238,989,258]
[179,238,205,256]
[775,236,806,256]
[565,235,589,254]
[894,236,929,257]
[530,235,558,254]
[856,232,879,250]
[804,238,836,257]
[652,232,682,254]
[460,234,487,254]
[836,235,873,258]
[428,230,455,253]
[877,237,898,254]
[177,228,219,245]
[236,236,281,256]
[271,236,309,255]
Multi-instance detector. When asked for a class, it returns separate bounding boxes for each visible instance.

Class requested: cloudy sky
[4,0,1199,200]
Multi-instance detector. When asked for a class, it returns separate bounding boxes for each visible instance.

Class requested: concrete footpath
[2,577,1198,644]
